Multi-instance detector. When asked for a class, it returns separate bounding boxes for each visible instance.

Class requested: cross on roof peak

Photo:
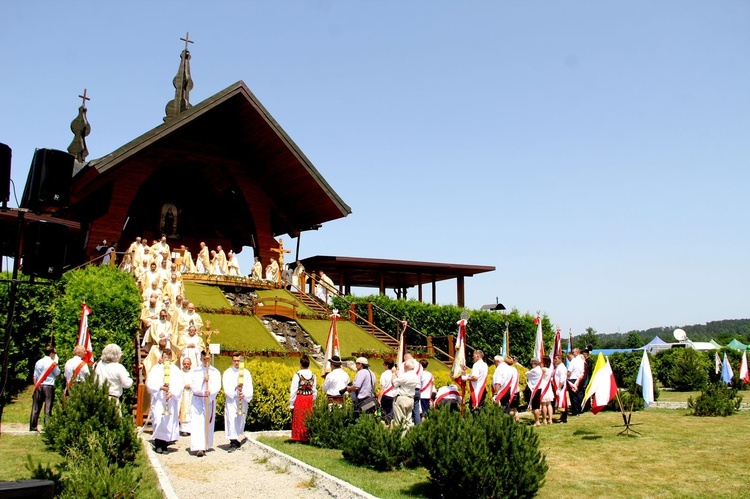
[180,32,194,51]
[78,88,90,108]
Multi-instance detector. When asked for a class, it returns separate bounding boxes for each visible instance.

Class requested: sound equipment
[0,143,10,205]
[21,220,69,280]
[20,148,74,213]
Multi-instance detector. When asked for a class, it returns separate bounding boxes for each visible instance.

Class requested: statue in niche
[160,203,179,237]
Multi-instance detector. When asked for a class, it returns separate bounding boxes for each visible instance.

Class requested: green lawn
[260,409,750,498]
[0,433,161,499]
[256,289,316,316]
[201,313,283,352]
[2,385,35,424]
[184,282,231,308]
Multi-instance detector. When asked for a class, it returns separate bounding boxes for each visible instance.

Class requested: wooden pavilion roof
[301,255,495,306]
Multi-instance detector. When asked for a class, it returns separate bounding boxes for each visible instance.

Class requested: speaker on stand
[21,220,69,280]
[20,148,74,213]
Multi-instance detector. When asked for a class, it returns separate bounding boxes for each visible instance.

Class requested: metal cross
[78,88,90,108]
[180,32,194,51]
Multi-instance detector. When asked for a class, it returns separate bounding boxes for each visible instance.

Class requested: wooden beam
[457,275,465,308]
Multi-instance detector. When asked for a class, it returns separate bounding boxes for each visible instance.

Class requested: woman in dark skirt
[289,356,317,442]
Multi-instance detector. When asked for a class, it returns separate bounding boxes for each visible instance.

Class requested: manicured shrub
[689,382,743,417]
[244,358,297,430]
[43,375,140,467]
[306,396,354,449]
[609,351,645,387]
[411,404,547,498]
[341,414,409,471]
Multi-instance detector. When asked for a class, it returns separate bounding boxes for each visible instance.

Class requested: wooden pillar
[431,278,436,305]
[367,302,373,324]
[427,336,434,357]
[349,303,356,322]
[448,334,454,359]
[457,275,465,308]
[418,282,423,302]
[379,272,385,295]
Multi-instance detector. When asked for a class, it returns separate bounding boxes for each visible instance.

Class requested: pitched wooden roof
[78,80,351,234]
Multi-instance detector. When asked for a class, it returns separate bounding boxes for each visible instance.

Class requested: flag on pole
[396,320,407,367]
[740,351,749,383]
[550,326,561,367]
[323,310,341,376]
[583,352,618,414]
[721,353,734,385]
[635,349,654,408]
[715,352,721,375]
[77,302,94,364]
[533,313,545,361]
[501,322,508,359]
[566,329,573,368]
[451,318,468,388]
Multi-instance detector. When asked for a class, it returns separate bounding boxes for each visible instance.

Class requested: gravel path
[140,429,376,499]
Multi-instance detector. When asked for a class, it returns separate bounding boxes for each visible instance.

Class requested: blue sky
[2,1,749,336]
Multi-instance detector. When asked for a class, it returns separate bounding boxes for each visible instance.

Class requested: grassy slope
[297,319,395,360]
[260,409,750,499]
[183,282,231,308]
[256,289,316,316]
[201,313,283,352]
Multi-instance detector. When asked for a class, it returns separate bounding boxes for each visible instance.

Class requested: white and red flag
[77,302,94,364]
[533,313,545,361]
[740,351,749,384]
[322,310,341,376]
[450,317,468,389]
[396,320,408,368]
[550,326,562,367]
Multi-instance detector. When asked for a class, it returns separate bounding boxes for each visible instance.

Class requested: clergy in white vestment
[250,257,262,279]
[142,309,173,348]
[222,353,254,450]
[178,357,194,435]
[147,350,185,453]
[195,242,210,274]
[226,251,241,276]
[180,325,204,368]
[189,351,222,456]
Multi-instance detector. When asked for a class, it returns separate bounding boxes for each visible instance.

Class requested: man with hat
[321,355,350,404]
[345,357,377,418]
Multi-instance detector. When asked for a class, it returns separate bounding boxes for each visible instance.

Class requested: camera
[338,387,347,395]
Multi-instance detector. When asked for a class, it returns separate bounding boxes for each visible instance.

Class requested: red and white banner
[323,310,341,376]
[77,302,94,364]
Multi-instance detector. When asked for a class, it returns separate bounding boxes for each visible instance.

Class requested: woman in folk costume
[222,353,253,451]
[147,349,185,453]
[289,356,317,442]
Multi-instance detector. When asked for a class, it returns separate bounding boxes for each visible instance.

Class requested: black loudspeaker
[20,148,74,213]
[0,143,10,204]
[22,220,69,280]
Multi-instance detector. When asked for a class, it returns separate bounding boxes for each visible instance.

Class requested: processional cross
[270,238,291,282]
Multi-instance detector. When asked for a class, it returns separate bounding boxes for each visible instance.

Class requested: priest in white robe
[178,357,194,436]
[222,353,254,451]
[190,351,221,457]
[147,350,184,453]
[179,325,204,368]
[195,242,210,274]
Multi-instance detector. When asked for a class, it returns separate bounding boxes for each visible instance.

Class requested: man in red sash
[466,350,488,411]
[30,345,60,431]
[63,345,90,396]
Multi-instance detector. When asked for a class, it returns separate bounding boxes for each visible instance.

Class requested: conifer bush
[688,382,743,417]
[306,396,354,449]
[43,375,140,466]
[341,414,409,471]
[411,404,547,498]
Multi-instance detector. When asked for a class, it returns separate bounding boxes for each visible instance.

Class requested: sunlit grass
[261,409,750,499]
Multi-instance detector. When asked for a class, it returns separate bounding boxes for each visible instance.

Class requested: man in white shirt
[30,345,60,431]
[321,356,350,404]
[379,360,396,422]
[466,349,488,411]
[392,358,419,427]
[418,360,436,418]
[434,384,461,411]
[491,355,511,406]
[222,353,253,451]
[63,345,90,395]
[567,349,585,415]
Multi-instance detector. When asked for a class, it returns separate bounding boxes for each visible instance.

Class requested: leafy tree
[50,265,141,372]
[0,273,56,409]
[575,327,600,350]
[626,331,644,348]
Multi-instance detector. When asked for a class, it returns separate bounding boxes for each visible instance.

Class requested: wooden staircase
[290,291,331,318]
